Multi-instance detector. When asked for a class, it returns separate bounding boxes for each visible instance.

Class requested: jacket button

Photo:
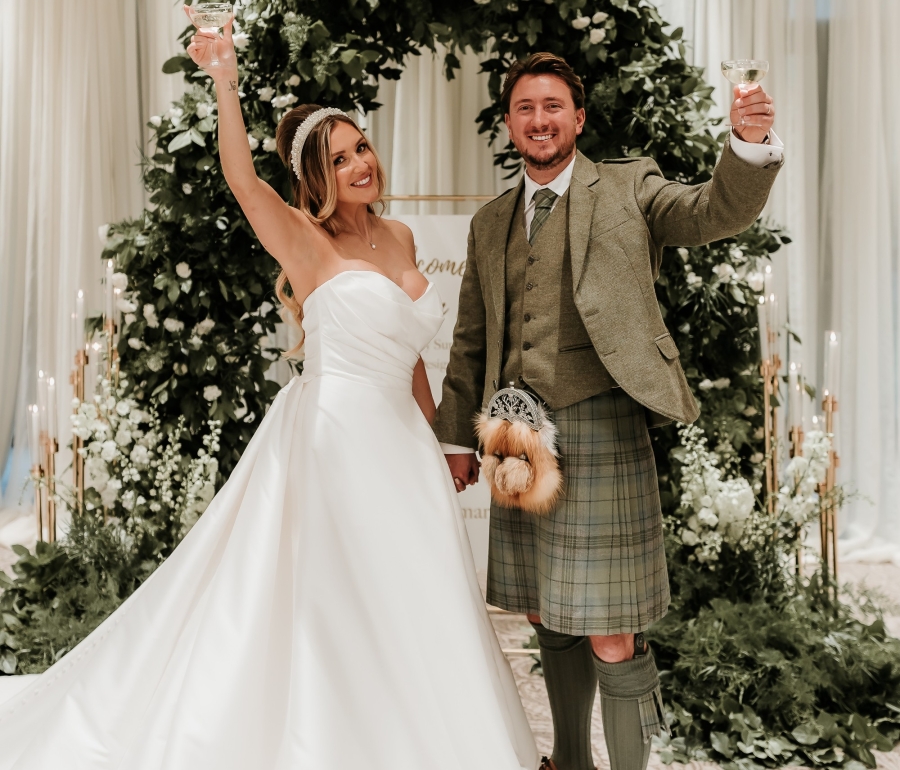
[527,256,535,265]
[524,313,531,322]
[523,341,532,351]
[526,282,533,290]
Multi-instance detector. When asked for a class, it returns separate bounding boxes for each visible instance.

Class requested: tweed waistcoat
[501,188,617,410]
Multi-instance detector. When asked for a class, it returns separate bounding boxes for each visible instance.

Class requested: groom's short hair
[501,53,586,115]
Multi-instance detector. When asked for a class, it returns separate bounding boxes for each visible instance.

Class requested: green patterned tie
[528,188,559,244]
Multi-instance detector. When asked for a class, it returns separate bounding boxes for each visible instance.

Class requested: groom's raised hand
[445,453,480,492]
[729,83,775,144]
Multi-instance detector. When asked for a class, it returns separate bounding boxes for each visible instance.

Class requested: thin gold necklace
[346,223,376,249]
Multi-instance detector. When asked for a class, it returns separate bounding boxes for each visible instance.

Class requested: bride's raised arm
[184,8,315,272]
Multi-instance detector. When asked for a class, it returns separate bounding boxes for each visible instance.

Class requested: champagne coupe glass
[721,59,769,127]
[188,3,234,67]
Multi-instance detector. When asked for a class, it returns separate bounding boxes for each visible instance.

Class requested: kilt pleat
[485,390,669,636]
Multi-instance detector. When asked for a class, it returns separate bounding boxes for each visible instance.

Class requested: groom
[434,53,782,770]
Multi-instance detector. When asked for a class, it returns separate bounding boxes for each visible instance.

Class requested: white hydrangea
[271,94,298,109]
[257,87,275,102]
[262,137,277,152]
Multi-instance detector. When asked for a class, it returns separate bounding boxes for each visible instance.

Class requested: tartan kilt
[485,389,669,636]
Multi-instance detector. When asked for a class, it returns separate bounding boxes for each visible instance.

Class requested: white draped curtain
[657,0,900,562]
[0,0,185,519]
[2,1,898,562]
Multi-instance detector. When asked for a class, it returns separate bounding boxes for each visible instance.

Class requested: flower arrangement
[69,377,221,535]
[671,423,831,566]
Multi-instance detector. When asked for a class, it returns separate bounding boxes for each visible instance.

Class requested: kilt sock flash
[531,622,597,770]
[593,650,665,770]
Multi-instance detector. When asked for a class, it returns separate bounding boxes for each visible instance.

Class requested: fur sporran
[475,385,562,515]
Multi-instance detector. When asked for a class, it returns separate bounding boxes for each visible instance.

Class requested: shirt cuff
[729,129,784,167]
[440,443,475,455]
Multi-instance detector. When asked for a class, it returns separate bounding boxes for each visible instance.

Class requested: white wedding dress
[0,270,538,770]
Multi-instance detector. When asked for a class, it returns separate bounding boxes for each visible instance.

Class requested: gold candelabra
[819,394,840,589]
[760,351,781,516]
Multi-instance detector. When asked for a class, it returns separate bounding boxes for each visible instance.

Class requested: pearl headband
[290,107,347,179]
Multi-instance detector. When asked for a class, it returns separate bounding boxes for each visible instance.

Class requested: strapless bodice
[300,270,443,390]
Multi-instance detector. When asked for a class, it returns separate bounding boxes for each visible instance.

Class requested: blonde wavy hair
[273,104,387,355]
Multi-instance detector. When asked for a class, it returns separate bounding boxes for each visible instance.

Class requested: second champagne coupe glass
[721,59,769,127]
[188,3,235,67]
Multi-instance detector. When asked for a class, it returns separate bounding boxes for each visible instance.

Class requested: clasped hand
[729,84,775,144]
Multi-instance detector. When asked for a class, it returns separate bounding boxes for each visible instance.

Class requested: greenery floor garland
[1,1,898,767]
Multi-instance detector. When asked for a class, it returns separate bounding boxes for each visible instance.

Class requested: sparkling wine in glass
[721,59,769,126]
[188,3,234,67]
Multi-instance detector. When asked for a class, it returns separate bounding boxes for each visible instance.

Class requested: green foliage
[0,514,160,674]
[650,579,900,769]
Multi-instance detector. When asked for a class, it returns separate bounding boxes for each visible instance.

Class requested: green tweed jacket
[433,141,782,449]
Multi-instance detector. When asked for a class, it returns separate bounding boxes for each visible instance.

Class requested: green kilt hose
[486,389,669,636]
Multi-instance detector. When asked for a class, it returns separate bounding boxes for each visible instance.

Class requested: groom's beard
[518,136,576,172]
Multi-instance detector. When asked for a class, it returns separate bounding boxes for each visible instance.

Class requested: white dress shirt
[439,130,785,455]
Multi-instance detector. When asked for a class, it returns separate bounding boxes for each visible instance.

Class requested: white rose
[698,508,719,528]
[247,134,260,150]
[115,401,131,416]
[127,338,143,350]
[592,11,609,23]
[163,318,184,333]
[182,183,193,195]
[195,103,209,119]
[572,16,591,29]
[681,530,699,546]
[712,263,737,283]
[262,137,277,152]
[117,298,137,314]
[97,224,110,244]
[746,271,765,292]
[143,304,159,328]
[589,28,606,44]
[194,318,216,336]
[175,262,192,279]
[124,313,136,325]
[286,74,300,86]
[203,385,222,402]
[677,247,690,262]
[257,87,275,102]
[698,379,714,391]
[699,495,713,509]
[149,115,162,127]
[111,272,128,291]
[100,440,119,462]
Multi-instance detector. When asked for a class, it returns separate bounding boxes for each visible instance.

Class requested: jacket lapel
[487,179,523,329]
[568,151,600,292]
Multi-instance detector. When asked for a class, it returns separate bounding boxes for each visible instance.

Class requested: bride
[0,16,538,770]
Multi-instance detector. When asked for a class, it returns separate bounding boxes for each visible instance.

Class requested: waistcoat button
[524,313,531,322]
[526,282,533,290]
[523,341,532,350]
[527,256,535,265]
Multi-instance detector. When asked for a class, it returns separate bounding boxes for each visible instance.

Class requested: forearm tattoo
[228,80,237,92]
